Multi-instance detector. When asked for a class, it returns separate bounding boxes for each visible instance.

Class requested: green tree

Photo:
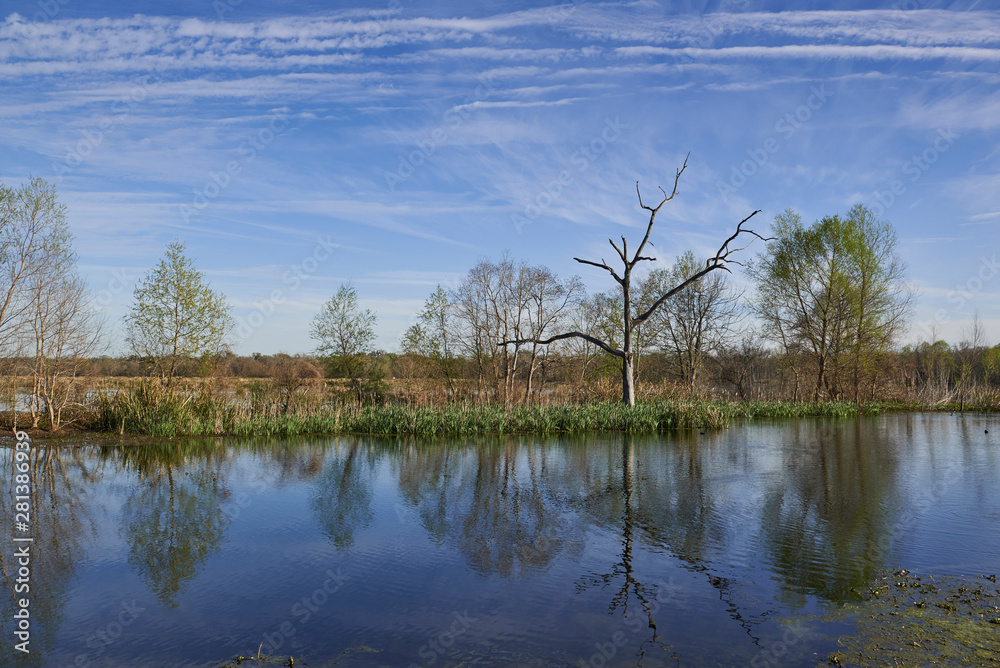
[124,241,233,385]
[0,177,74,354]
[0,178,104,428]
[402,284,461,396]
[983,344,1000,385]
[311,283,377,397]
[748,206,910,401]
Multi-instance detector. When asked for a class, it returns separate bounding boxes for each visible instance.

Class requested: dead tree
[500,156,767,406]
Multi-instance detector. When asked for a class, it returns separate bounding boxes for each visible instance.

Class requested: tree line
[3,175,998,429]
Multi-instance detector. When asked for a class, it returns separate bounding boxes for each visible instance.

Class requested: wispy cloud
[2,4,999,352]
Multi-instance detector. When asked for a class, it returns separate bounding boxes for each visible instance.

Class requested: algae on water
[823,570,1000,666]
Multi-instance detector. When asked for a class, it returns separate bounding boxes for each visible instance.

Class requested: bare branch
[574,256,624,285]
[631,154,690,266]
[498,331,624,358]
[708,211,770,265]
[609,239,626,264]
[634,209,767,325]
[636,153,689,213]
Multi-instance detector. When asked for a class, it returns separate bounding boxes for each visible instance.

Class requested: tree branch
[573,256,624,285]
[609,238,626,265]
[498,331,624,358]
[634,210,768,325]
[632,153,690,266]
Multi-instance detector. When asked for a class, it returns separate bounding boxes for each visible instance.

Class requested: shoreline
[5,396,996,440]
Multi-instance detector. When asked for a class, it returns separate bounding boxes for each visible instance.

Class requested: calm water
[2,413,999,667]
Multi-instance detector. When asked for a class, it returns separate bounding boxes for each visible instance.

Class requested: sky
[2,0,999,356]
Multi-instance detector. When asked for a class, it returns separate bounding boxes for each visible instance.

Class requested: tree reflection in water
[0,440,98,663]
[118,442,230,608]
[311,441,374,549]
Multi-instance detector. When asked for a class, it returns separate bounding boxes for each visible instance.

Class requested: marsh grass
[93,381,881,437]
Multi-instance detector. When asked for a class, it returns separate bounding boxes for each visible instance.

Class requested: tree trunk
[622,353,635,406]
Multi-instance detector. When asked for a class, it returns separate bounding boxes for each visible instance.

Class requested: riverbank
[7,378,997,439]
[87,383,885,437]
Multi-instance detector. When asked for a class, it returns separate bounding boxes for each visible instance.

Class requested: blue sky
[2,0,999,355]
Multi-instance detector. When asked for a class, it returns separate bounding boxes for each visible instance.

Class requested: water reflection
[1,414,997,667]
[760,419,900,605]
[0,441,98,666]
[120,467,229,608]
[311,442,374,549]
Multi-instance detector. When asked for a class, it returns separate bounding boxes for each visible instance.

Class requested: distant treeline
[3,178,998,433]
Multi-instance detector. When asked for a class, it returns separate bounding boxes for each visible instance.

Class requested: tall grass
[92,382,882,438]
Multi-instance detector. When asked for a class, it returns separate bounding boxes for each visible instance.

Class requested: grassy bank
[91,383,882,438]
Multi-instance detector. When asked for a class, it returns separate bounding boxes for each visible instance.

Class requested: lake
[2,413,998,667]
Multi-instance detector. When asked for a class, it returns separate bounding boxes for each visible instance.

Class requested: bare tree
[560,294,611,386]
[452,256,579,404]
[955,310,988,410]
[500,156,764,405]
[522,266,583,401]
[451,255,520,403]
[26,273,105,429]
[718,331,771,400]
[641,250,742,391]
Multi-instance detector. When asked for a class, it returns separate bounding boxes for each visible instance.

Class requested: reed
[93,382,886,437]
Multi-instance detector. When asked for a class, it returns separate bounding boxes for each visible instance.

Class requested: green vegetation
[92,381,879,437]
[123,240,234,385]
[824,570,1000,666]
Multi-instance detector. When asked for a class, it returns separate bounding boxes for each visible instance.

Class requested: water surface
[2,413,998,667]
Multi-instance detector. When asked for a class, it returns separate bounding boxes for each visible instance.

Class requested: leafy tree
[120,466,229,608]
[983,344,1000,385]
[310,283,377,397]
[0,178,105,428]
[0,177,74,354]
[402,284,461,395]
[748,206,910,400]
[124,241,233,385]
